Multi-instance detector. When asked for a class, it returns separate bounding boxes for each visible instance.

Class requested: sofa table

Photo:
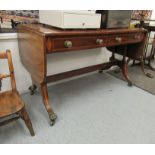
[17,24,147,125]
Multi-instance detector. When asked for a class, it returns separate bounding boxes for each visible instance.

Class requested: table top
[17,24,147,37]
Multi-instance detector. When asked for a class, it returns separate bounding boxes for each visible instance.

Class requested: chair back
[0,50,16,91]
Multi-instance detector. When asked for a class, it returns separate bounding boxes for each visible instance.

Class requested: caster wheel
[28,85,37,95]
[50,120,55,126]
[49,112,57,126]
[146,73,153,78]
[28,86,34,95]
[99,70,103,73]
[30,91,34,95]
[127,82,133,87]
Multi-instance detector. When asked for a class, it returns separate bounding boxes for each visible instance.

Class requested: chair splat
[0,50,35,136]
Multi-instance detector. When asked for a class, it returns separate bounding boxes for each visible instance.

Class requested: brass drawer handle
[134,35,141,39]
[115,37,122,43]
[96,39,103,45]
[64,41,73,48]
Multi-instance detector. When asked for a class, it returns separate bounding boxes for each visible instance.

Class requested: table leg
[39,83,57,126]
[98,53,118,73]
[109,53,121,73]
[117,56,133,86]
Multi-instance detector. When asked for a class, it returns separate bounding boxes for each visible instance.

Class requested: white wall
[47,48,111,75]
[0,33,111,94]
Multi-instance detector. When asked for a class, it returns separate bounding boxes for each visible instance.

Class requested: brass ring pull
[64,41,73,48]
[115,37,122,43]
[96,39,103,45]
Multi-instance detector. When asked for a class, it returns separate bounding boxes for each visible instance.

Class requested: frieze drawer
[46,33,144,53]
[107,33,144,46]
[46,36,108,52]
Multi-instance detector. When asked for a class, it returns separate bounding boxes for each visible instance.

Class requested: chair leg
[20,107,35,136]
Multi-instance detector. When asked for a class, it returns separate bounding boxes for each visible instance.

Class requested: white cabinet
[39,10,101,29]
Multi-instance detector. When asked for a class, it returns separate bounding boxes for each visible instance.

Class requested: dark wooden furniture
[17,24,148,125]
[143,25,155,69]
[0,50,35,136]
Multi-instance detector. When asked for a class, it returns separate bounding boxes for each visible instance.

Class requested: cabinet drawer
[47,36,108,52]
[46,33,144,52]
[63,13,101,29]
[107,33,144,46]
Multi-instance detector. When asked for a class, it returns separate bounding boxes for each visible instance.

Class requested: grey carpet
[0,72,155,144]
[108,66,155,95]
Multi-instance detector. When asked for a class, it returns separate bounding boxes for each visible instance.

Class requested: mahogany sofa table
[17,24,147,125]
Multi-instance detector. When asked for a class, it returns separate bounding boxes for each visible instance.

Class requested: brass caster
[127,81,133,87]
[49,112,57,126]
[28,85,37,95]
[146,73,153,78]
[29,87,35,95]
[99,70,103,73]
[50,120,56,126]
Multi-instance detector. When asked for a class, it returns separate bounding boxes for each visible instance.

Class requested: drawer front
[47,36,108,52]
[63,13,101,29]
[107,33,144,46]
[46,32,144,53]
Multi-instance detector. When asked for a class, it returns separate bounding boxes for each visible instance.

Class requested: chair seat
[0,91,24,118]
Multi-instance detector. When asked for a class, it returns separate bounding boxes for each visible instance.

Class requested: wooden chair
[0,50,35,136]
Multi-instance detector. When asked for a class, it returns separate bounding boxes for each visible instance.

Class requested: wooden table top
[17,24,147,37]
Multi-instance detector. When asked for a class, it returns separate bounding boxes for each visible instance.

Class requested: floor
[108,65,155,95]
[0,72,155,144]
